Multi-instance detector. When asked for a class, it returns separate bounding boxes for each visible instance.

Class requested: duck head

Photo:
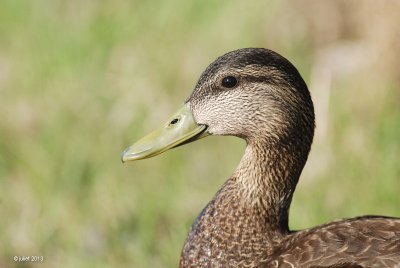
[122,48,314,162]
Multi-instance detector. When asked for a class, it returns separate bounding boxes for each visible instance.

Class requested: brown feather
[148,48,400,267]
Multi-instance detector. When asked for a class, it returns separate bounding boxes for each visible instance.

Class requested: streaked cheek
[190,90,255,136]
[191,99,214,124]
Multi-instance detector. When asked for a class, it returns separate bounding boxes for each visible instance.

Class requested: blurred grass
[0,0,399,267]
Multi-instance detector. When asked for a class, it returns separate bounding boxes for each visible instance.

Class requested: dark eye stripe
[221,76,238,88]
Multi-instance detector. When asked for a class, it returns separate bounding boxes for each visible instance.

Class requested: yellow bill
[122,103,208,162]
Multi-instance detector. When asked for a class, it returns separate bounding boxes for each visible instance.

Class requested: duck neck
[180,138,310,267]
[232,139,307,233]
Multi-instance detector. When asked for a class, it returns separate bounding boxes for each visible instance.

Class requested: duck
[122,48,400,267]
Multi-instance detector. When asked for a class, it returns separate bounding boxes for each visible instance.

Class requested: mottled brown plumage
[126,48,400,267]
[179,48,400,267]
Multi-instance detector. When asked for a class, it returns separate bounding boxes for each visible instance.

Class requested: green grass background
[0,0,399,267]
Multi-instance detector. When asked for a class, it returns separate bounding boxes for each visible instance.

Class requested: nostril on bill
[169,118,179,126]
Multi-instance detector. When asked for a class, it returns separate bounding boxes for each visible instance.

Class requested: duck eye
[221,76,238,88]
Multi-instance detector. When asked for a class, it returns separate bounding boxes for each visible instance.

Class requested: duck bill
[122,103,208,162]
